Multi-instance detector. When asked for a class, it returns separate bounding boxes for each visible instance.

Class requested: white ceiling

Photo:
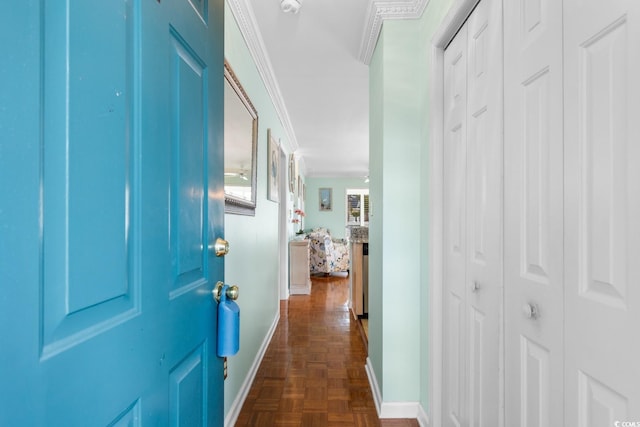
[250,0,370,178]
[230,0,427,178]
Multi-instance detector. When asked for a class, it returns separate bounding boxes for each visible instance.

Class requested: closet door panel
[465,0,503,424]
[564,0,640,424]
[504,0,564,425]
[443,24,468,427]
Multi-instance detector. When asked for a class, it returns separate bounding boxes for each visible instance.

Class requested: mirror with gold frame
[224,60,258,215]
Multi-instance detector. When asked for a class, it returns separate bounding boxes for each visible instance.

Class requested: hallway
[235,274,418,426]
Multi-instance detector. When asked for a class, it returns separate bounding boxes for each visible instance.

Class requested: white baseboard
[365,357,429,425]
[365,357,383,414]
[381,401,423,419]
[417,404,430,426]
[224,311,280,427]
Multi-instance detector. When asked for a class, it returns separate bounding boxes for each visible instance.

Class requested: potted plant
[293,209,305,234]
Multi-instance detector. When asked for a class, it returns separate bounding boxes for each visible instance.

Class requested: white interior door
[464,2,503,424]
[443,22,469,427]
[442,1,503,425]
[440,1,640,425]
[564,0,640,424]
[503,0,565,425]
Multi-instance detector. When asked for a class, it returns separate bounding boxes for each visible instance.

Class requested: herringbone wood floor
[234,274,418,427]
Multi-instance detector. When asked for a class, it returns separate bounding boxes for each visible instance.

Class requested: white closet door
[465,0,503,425]
[443,22,468,427]
[503,0,565,425]
[442,1,503,425]
[564,0,640,425]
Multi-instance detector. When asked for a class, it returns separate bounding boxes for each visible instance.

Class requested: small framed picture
[267,129,279,203]
[319,188,332,211]
[288,154,295,193]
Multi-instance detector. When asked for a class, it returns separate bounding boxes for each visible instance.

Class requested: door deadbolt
[211,238,230,257]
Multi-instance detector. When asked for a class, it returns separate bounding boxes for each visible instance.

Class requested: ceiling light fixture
[280,0,302,14]
[225,171,249,181]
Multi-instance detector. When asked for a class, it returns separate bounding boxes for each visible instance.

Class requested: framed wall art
[267,129,279,203]
[319,187,332,211]
[288,153,295,193]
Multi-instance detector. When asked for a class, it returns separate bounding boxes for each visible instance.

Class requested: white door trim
[427,1,481,426]
[278,147,290,300]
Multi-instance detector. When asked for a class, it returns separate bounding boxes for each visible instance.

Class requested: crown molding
[226,0,299,154]
[358,0,430,65]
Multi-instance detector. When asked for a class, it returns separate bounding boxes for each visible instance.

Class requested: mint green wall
[368,20,423,404]
[369,38,385,397]
[368,0,454,415]
[223,5,293,417]
[304,177,369,239]
[416,0,454,413]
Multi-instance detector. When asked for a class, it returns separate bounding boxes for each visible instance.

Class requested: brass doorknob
[213,281,239,302]
[226,285,239,301]
[211,237,230,257]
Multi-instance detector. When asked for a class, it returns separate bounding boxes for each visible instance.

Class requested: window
[346,189,369,226]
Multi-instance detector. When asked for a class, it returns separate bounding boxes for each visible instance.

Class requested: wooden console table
[350,241,366,318]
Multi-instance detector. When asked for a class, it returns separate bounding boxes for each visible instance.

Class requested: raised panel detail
[447,294,463,427]
[472,24,487,78]
[41,0,140,360]
[468,308,485,425]
[452,52,465,105]
[170,343,208,426]
[470,108,488,264]
[578,372,627,427]
[522,68,551,283]
[523,0,542,35]
[108,399,141,427]
[520,336,550,427]
[169,29,208,298]
[187,0,208,23]
[449,125,466,256]
[579,17,628,309]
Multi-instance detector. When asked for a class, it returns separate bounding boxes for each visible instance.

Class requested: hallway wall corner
[366,357,429,424]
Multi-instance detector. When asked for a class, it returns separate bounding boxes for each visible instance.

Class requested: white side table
[289,240,311,295]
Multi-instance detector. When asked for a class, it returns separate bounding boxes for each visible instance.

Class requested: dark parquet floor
[234,273,419,427]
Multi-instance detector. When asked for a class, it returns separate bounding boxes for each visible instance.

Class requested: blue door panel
[0,2,47,423]
[169,343,208,426]
[0,0,225,423]
[109,400,142,426]
[41,0,138,359]
[170,30,207,293]
[164,1,224,424]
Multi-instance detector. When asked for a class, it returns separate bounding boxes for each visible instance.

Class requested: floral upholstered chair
[308,228,350,275]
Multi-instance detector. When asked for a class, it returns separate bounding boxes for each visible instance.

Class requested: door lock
[210,237,230,257]
[213,281,239,302]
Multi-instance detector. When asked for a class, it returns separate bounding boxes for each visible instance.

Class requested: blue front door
[0,0,224,424]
